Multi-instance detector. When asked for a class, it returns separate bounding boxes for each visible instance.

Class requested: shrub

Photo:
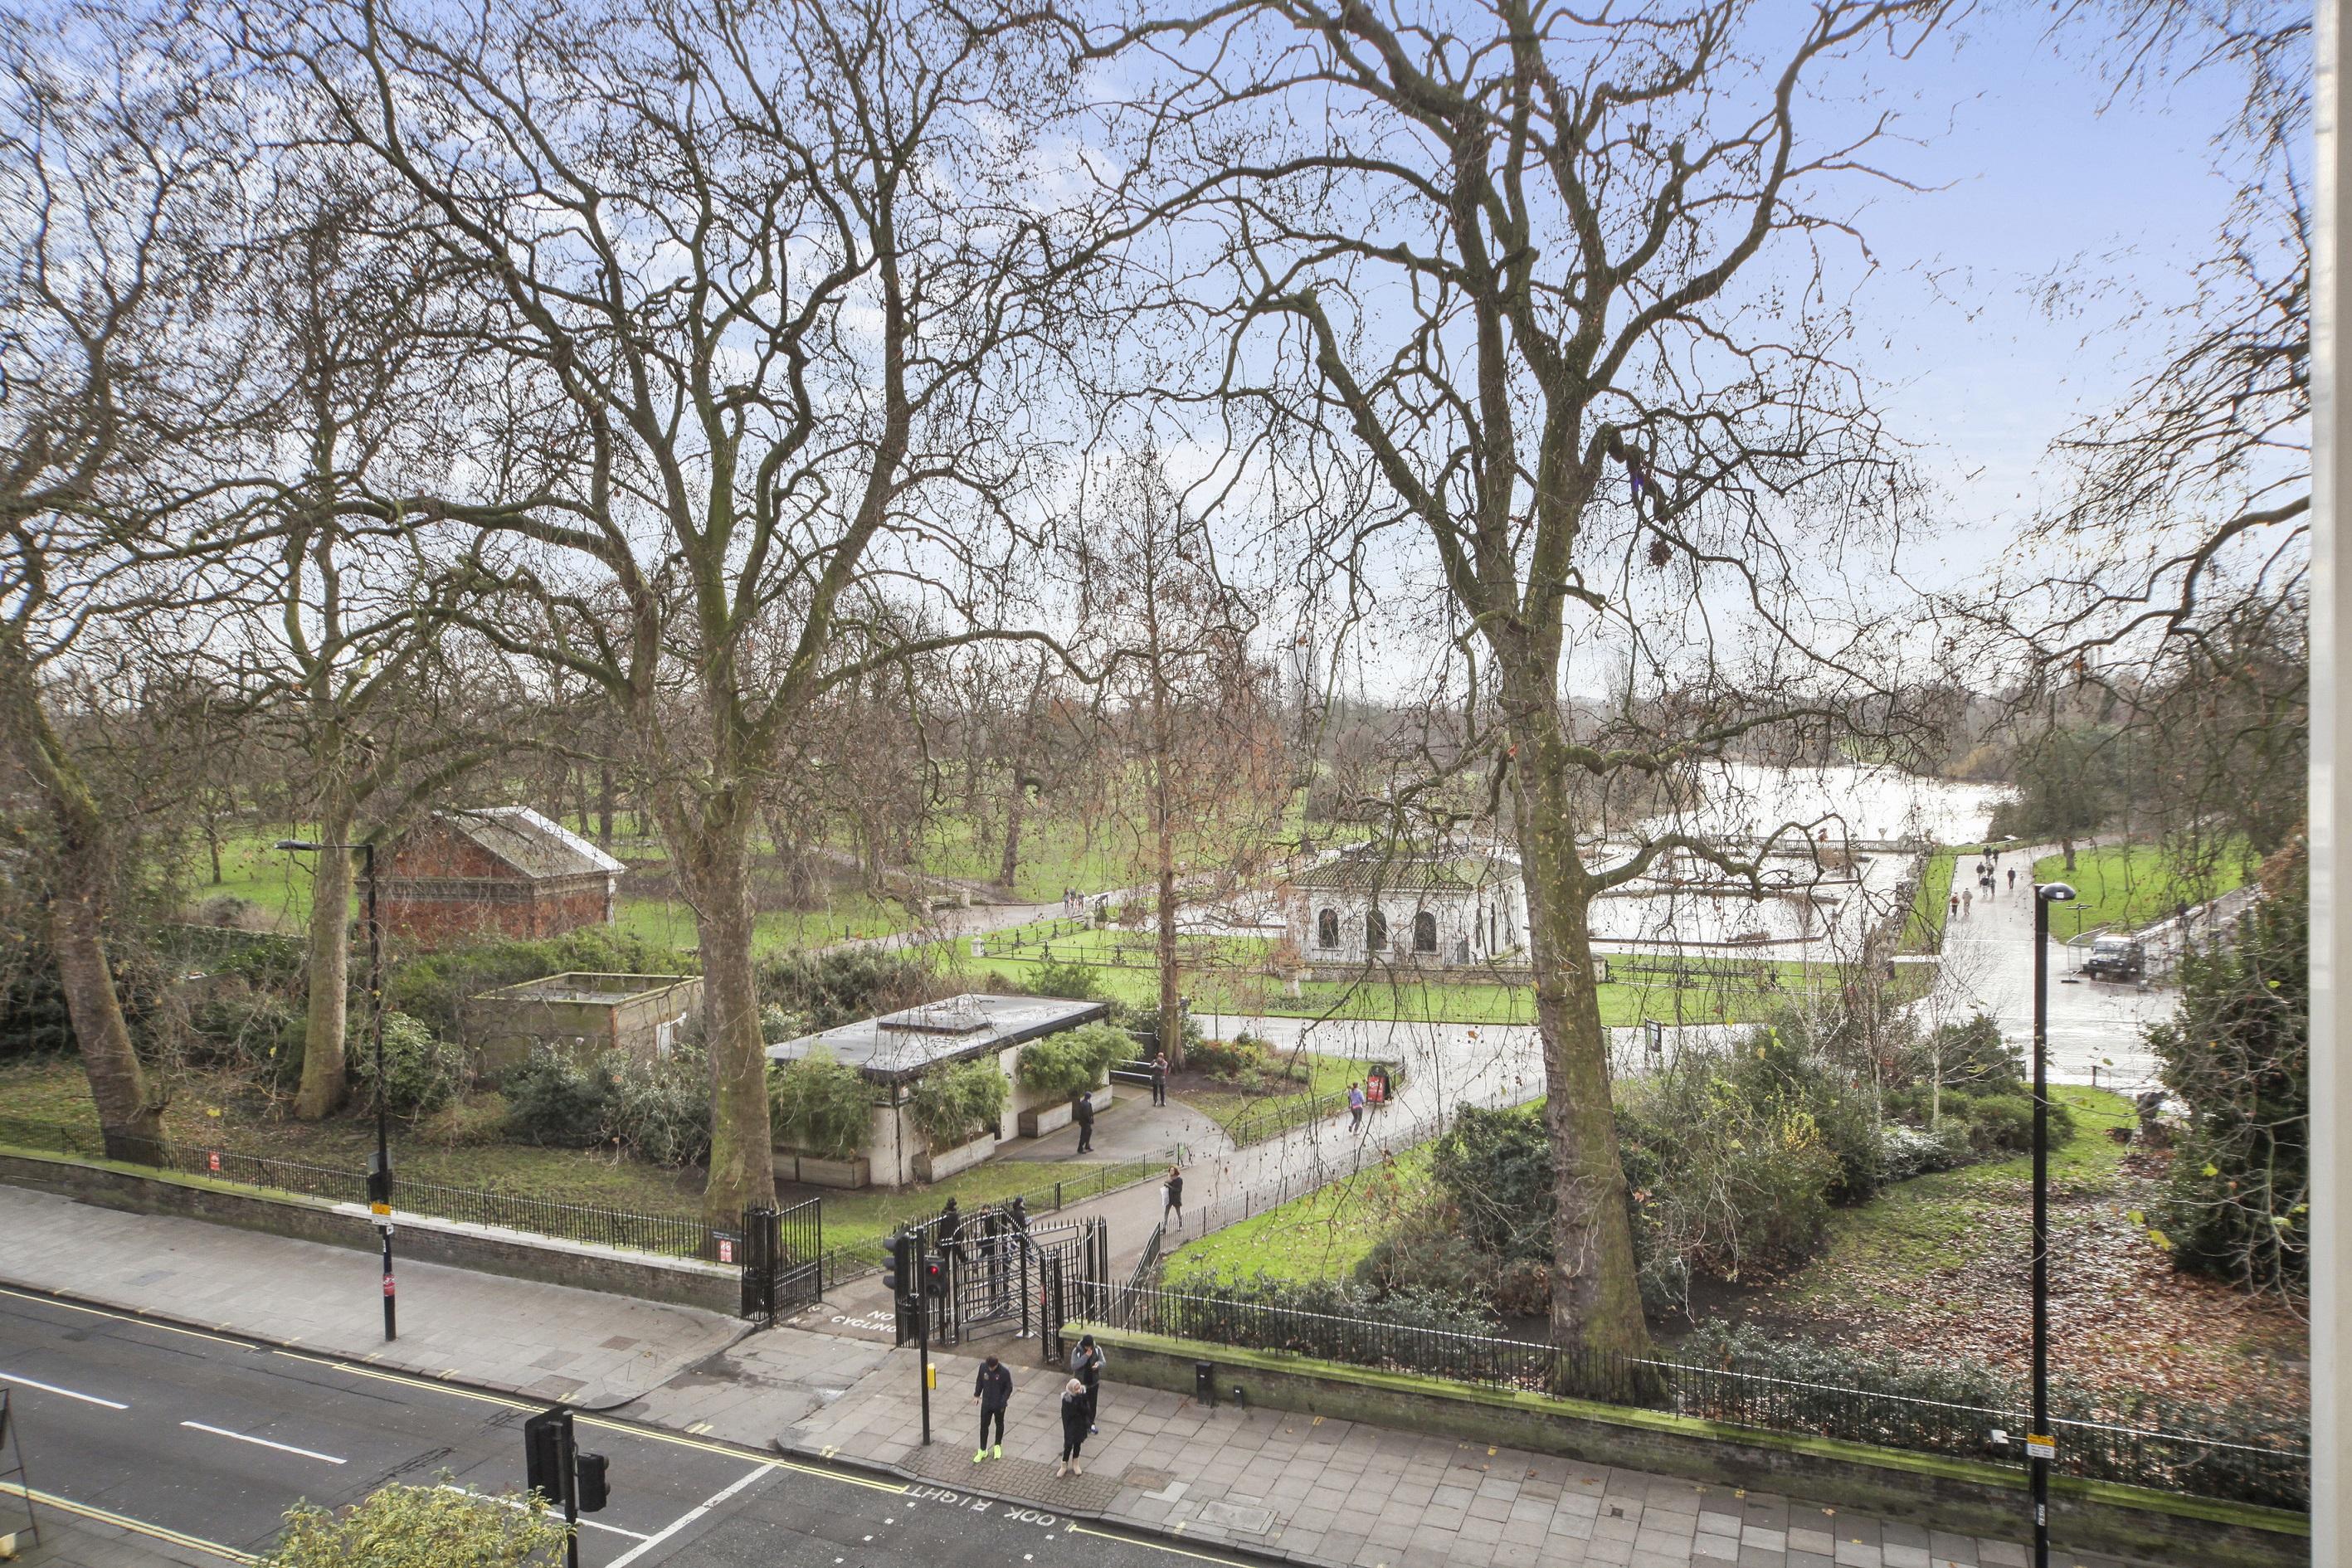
[391,928,689,1039]
[187,992,299,1071]
[1921,1011,2024,1093]
[1430,1103,1555,1264]
[768,1048,872,1161]
[759,1004,801,1045]
[1945,1090,2074,1155]
[755,949,933,1029]
[1128,1003,1200,1055]
[350,1012,470,1118]
[265,1478,567,1567]
[503,1049,615,1147]
[908,1058,1006,1151]
[1168,1267,1497,1337]
[1877,1121,1971,1183]
[1015,1021,1127,1098]
[1355,1215,1500,1303]
[1617,1068,1841,1316]
[2149,839,2307,1296]
[1028,957,1106,1004]
[607,1046,713,1166]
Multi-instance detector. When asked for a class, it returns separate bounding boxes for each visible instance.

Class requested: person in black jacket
[937,1196,962,1263]
[1055,1376,1091,1477]
[1072,1089,1095,1153]
[1162,1166,1184,1230]
[972,1354,1011,1463]
[1070,1332,1105,1433]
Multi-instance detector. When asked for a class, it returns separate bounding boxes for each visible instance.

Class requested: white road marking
[606,1464,770,1568]
[179,1420,346,1464]
[0,1371,127,1410]
[435,1483,650,1540]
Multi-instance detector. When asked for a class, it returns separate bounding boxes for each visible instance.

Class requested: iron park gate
[895,1204,1108,1363]
[738,1195,824,1322]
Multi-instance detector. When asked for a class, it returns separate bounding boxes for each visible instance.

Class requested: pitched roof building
[380,806,626,949]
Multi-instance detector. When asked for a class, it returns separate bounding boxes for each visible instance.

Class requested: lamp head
[2038,882,2077,903]
[274,839,321,852]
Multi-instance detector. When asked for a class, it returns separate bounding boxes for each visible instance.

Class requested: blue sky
[1843,3,2255,589]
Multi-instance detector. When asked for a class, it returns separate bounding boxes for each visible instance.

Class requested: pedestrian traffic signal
[575,1450,610,1513]
[523,1409,567,1502]
[923,1252,947,1298]
[882,1232,911,1298]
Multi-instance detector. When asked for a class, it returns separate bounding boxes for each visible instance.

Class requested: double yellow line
[0,1478,261,1564]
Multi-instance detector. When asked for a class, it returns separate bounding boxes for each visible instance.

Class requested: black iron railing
[1096,1283,2308,1508]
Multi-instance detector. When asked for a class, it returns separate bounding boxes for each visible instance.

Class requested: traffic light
[575,1450,610,1513]
[523,1409,566,1502]
[923,1252,947,1298]
[882,1231,911,1298]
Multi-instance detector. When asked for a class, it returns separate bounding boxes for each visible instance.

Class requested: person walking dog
[1071,1332,1106,1433]
[1056,1376,1092,1477]
[1162,1166,1185,1230]
[972,1353,1012,1463]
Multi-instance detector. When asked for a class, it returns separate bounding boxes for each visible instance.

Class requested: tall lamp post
[2029,879,2076,1567]
[275,838,395,1342]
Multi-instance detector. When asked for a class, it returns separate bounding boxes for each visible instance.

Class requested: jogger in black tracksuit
[973,1355,1011,1463]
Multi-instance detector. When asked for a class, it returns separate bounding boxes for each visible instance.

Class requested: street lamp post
[275,838,395,1342]
[2029,879,2076,1568]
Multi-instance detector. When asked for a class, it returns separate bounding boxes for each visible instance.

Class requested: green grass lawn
[1173,1051,1358,1142]
[610,892,913,955]
[2029,841,2252,938]
[1901,847,1959,953]
[1163,1147,1435,1288]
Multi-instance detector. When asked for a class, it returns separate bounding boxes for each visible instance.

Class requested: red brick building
[380,806,626,949]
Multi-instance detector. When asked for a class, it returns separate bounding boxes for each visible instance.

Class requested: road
[0,1286,1262,1568]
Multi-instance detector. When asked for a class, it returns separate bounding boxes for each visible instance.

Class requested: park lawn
[1163,1147,1435,1288]
[2029,841,2251,938]
[610,891,913,955]
[1173,1051,1359,1140]
[1901,847,1958,954]
[910,814,1140,904]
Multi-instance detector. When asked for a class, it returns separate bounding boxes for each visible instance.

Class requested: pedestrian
[1163,1165,1184,1230]
[937,1196,962,1264]
[1073,1088,1095,1153]
[1961,889,1972,916]
[2007,867,2017,892]
[1346,1080,1366,1132]
[1948,892,1960,921]
[1070,1332,1105,1433]
[1007,1194,1031,1239]
[972,1353,1011,1463]
[1150,1052,1168,1107]
[1055,1376,1091,1477]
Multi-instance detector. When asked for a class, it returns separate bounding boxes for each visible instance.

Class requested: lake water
[1636,760,2009,847]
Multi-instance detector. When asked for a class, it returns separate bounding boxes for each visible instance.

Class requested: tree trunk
[1152,754,1184,1068]
[294,818,356,1120]
[670,801,777,1221]
[0,643,165,1154]
[997,777,1027,894]
[1511,696,1652,1371]
[51,840,166,1156]
[2062,835,2077,872]
[598,765,616,850]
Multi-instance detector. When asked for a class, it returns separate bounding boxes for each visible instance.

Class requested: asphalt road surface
[0,1285,1254,1568]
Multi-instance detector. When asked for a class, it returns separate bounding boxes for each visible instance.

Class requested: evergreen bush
[908,1058,1006,1150]
[767,1048,872,1161]
[349,1012,470,1118]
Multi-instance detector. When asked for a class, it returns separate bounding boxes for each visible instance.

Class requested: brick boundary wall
[1083,1326,2307,1568]
[0,1150,738,1316]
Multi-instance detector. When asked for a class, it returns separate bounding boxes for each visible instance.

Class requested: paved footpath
[0,1186,2177,1568]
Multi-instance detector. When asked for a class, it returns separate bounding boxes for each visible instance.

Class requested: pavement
[0,1182,2188,1568]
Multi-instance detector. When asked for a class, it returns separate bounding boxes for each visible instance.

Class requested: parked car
[2082,936,2145,981]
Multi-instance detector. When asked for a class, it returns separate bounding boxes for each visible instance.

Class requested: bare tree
[1137,0,1949,1361]
[0,13,251,1153]
[1079,454,1288,1064]
[261,0,1127,1217]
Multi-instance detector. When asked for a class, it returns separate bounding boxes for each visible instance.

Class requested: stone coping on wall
[1079,1325,2306,1568]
